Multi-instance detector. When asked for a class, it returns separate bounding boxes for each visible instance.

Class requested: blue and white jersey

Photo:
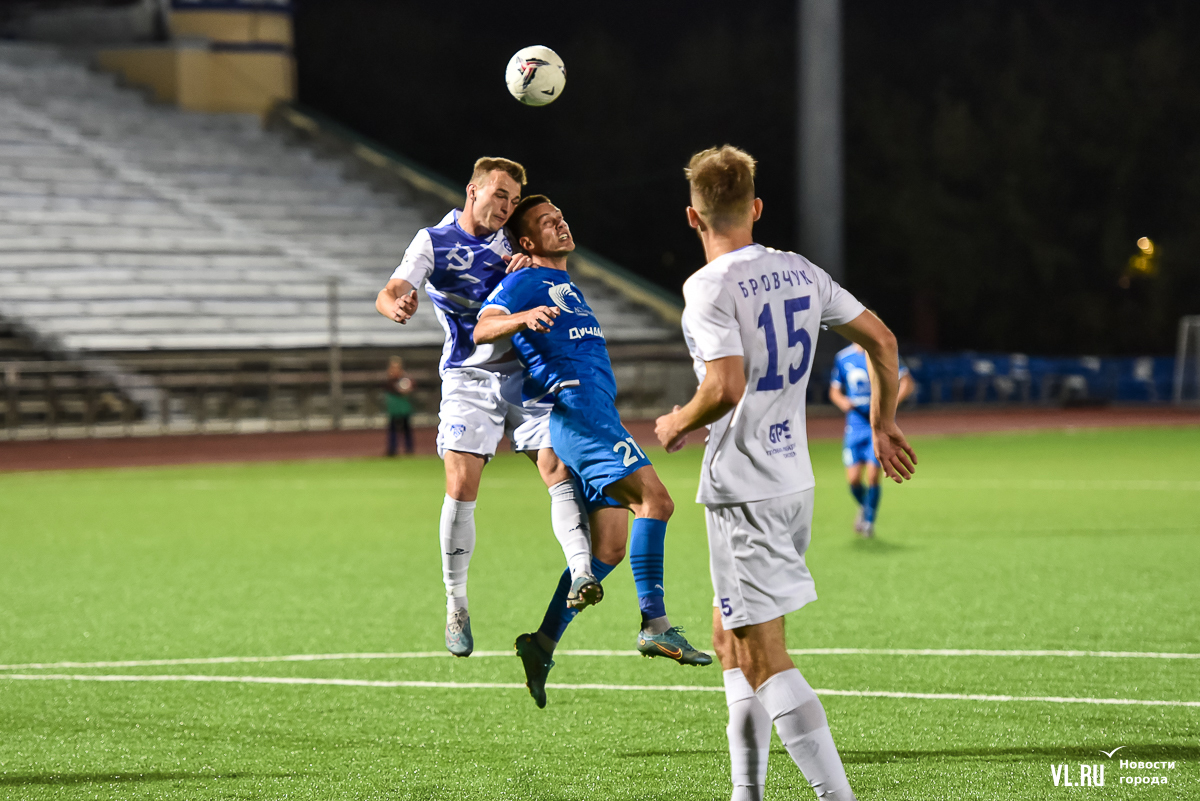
[480,266,618,405]
[391,210,517,375]
[830,345,909,431]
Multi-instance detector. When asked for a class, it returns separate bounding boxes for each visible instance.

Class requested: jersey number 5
[755,296,812,392]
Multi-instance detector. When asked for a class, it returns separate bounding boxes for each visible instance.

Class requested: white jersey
[681,244,865,505]
[391,210,517,375]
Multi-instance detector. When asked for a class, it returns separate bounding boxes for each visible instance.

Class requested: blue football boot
[637,626,712,666]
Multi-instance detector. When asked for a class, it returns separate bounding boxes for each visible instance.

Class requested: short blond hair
[685,145,757,230]
[469,156,527,188]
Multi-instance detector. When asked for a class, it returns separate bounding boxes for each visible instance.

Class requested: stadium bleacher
[0,42,684,435]
[0,41,674,355]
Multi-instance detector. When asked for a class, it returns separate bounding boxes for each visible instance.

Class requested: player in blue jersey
[829,343,914,537]
[474,194,712,707]
[376,159,602,659]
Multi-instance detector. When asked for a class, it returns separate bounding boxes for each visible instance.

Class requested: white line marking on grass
[910,479,1200,492]
[1,647,1194,672]
[786,648,1200,659]
[3,673,1197,708]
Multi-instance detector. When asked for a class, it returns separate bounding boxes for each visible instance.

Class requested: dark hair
[509,194,553,244]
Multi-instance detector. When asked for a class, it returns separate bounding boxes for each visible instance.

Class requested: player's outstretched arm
[831,311,917,482]
[473,305,560,344]
[376,278,419,324]
[655,355,745,452]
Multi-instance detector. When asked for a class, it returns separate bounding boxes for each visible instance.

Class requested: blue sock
[537,557,617,645]
[864,485,881,523]
[629,517,668,623]
[850,483,866,506]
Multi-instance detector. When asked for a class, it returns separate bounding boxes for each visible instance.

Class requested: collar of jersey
[713,243,764,263]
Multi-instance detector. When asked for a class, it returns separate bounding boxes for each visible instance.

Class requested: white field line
[909,479,1200,491]
[1,647,1196,672]
[3,673,1198,708]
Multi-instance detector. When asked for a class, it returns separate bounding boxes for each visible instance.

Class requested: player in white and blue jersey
[656,145,916,801]
[376,159,601,660]
[474,194,711,707]
[829,343,914,537]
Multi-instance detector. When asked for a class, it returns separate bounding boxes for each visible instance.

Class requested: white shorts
[707,488,818,630]
[436,367,552,460]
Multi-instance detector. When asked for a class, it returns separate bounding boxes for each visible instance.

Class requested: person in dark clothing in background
[384,356,415,455]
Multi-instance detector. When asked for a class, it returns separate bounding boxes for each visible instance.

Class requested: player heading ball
[656,145,918,801]
[475,194,712,707]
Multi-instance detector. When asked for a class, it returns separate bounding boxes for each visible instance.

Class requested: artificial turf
[0,426,1197,799]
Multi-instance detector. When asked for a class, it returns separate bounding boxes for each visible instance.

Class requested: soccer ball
[505,46,566,106]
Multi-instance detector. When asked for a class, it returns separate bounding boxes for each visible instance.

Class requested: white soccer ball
[505,45,566,107]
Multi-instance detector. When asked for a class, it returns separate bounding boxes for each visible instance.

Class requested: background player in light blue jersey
[829,343,914,537]
[474,194,712,708]
[376,159,600,659]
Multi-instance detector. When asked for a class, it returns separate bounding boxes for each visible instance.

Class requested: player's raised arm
[473,304,560,344]
[376,278,419,324]
[831,311,917,482]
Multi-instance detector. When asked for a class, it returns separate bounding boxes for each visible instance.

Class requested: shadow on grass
[0,771,295,786]
[624,744,1200,764]
[850,537,910,553]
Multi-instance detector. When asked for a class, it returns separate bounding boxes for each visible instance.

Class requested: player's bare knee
[594,540,625,565]
[536,451,570,487]
[644,484,674,520]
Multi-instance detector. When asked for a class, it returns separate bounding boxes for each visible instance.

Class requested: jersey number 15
[755,296,812,392]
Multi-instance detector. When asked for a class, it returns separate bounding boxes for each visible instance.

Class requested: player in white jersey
[656,146,917,801]
[376,158,600,658]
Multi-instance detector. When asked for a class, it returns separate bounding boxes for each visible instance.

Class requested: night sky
[295,0,1200,354]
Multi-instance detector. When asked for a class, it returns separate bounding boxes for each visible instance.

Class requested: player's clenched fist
[390,289,418,324]
[655,405,689,453]
[521,305,559,333]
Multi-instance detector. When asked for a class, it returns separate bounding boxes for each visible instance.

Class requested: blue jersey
[481,266,617,404]
[830,345,909,431]
[392,210,516,373]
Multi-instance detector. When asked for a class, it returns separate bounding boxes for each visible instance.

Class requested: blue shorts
[551,387,650,513]
[842,425,879,467]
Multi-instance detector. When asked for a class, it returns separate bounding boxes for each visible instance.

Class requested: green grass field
[1,426,1198,800]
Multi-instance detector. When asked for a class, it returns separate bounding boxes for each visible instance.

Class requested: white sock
[755,668,856,800]
[440,495,476,616]
[548,480,592,579]
[724,668,770,801]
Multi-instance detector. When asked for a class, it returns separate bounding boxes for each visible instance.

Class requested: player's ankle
[535,631,557,655]
[642,615,671,635]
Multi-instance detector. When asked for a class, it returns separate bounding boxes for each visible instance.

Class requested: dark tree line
[294,0,1200,354]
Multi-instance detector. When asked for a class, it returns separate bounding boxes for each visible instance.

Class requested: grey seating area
[0,42,673,356]
[0,42,684,437]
